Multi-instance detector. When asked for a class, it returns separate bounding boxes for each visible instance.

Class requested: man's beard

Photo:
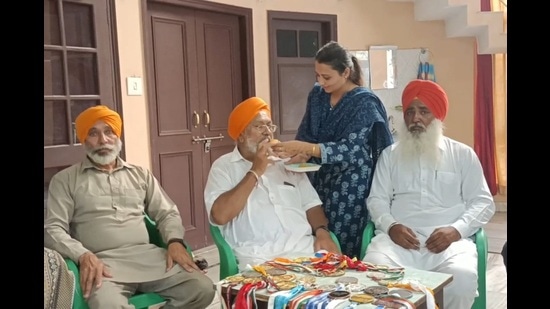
[395,119,444,165]
[86,138,122,165]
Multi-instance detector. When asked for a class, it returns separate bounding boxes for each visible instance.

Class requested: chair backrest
[209,223,342,281]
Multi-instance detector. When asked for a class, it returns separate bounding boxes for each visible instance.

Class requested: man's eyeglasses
[251,124,277,133]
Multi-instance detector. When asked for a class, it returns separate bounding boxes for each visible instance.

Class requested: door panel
[158,151,203,236]
[277,64,315,136]
[268,12,336,141]
[147,3,205,249]
[146,2,247,250]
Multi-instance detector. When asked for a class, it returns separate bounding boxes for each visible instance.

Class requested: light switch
[127,77,143,96]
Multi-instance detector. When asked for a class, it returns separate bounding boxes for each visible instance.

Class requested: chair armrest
[475,227,488,261]
[209,224,239,280]
[144,213,193,257]
[65,258,90,309]
[329,231,342,253]
[472,227,488,309]
[360,221,375,260]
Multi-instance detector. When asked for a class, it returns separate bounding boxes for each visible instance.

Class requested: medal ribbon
[273,284,305,309]
[387,281,438,309]
[304,291,330,309]
[287,289,323,309]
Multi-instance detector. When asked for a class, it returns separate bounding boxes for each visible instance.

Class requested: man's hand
[388,224,421,250]
[425,227,461,254]
[166,242,203,273]
[250,139,276,176]
[313,229,341,254]
[78,251,112,299]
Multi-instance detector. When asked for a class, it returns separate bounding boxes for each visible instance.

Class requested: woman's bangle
[247,170,259,185]
[311,144,317,157]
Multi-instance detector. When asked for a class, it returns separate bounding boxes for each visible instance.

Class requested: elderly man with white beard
[362,80,495,309]
[44,105,215,309]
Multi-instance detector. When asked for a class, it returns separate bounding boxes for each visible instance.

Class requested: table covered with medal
[215,251,453,309]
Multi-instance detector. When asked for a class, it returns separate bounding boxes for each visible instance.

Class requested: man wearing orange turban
[227,97,271,140]
[205,97,340,270]
[363,80,495,309]
[74,105,123,144]
[45,105,215,308]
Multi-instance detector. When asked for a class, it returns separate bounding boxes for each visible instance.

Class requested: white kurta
[367,136,495,242]
[364,136,496,309]
[204,147,323,269]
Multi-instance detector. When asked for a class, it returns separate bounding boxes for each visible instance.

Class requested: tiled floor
[194,211,507,309]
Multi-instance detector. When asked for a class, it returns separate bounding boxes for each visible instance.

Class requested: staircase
[389,0,506,55]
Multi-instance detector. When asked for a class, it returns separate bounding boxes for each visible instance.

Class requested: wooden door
[267,12,337,141]
[145,2,247,250]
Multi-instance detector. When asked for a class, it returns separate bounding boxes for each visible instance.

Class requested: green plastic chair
[65,214,193,309]
[209,224,342,280]
[360,221,488,309]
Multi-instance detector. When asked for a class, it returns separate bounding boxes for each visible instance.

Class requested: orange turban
[74,105,123,143]
[228,97,271,140]
[401,80,449,121]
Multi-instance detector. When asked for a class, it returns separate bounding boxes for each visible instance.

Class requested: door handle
[193,111,200,128]
[203,110,210,127]
[191,134,224,144]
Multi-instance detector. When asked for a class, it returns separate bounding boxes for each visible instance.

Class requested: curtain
[491,0,507,195]
[474,52,497,195]
[474,0,506,195]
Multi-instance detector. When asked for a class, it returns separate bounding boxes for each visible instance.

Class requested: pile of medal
[223,263,418,307]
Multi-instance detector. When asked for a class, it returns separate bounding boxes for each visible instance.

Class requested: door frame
[267,11,337,138]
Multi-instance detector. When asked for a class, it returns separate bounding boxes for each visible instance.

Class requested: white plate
[284,163,321,172]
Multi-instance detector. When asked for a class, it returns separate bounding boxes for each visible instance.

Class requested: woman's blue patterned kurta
[296,84,394,258]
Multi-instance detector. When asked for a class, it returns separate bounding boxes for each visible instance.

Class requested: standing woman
[272,41,394,258]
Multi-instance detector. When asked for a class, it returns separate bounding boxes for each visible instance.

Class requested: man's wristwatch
[167,238,187,249]
[313,225,330,236]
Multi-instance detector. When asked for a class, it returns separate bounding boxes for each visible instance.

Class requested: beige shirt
[44,157,186,283]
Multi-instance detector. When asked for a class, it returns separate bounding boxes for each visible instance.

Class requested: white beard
[244,137,259,154]
[395,119,444,167]
[86,138,123,165]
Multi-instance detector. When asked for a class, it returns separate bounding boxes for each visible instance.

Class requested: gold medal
[350,293,375,304]
[276,281,297,290]
[272,274,296,283]
[299,274,317,284]
[242,277,263,284]
[225,275,244,283]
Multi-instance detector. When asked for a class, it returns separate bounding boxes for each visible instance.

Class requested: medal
[272,274,296,283]
[224,275,244,284]
[350,293,375,304]
[364,285,389,297]
[335,276,359,285]
[389,288,413,299]
[241,270,262,278]
[317,284,337,291]
[276,281,297,290]
[328,290,351,300]
[266,268,287,276]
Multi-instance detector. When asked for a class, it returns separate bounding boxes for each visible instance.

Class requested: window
[44,0,119,199]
